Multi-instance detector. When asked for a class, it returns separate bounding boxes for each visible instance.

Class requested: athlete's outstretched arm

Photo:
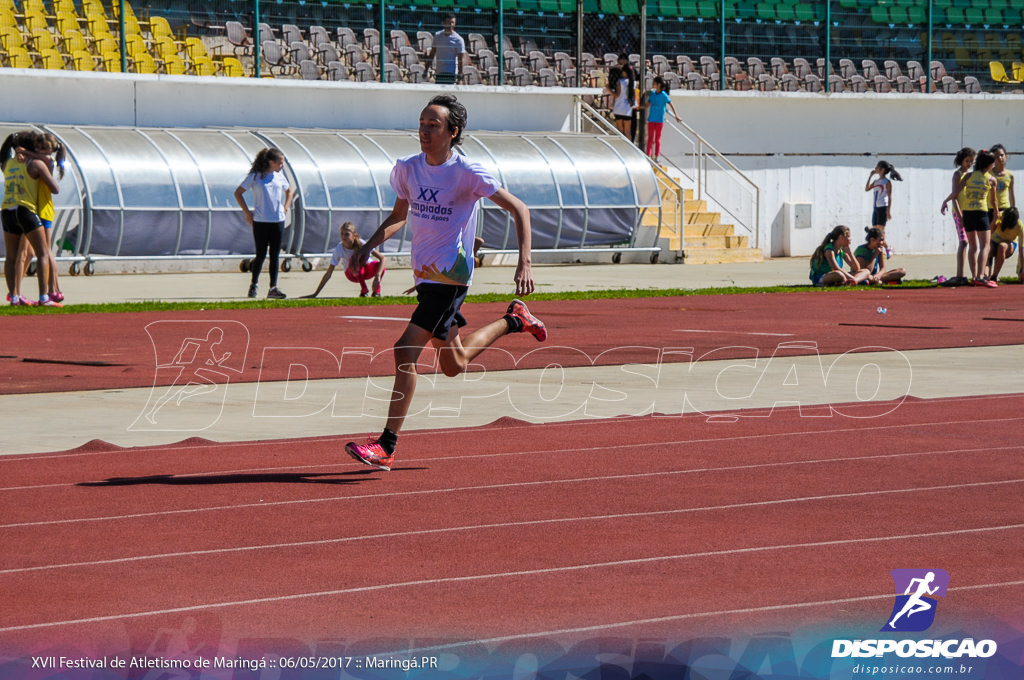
[352,198,409,271]
[488,188,534,296]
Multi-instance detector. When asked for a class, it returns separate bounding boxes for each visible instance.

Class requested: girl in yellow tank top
[990,144,1015,211]
[1,131,61,305]
[17,133,66,302]
[941,149,999,286]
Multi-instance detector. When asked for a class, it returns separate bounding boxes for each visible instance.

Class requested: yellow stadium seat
[101,50,123,72]
[38,47,66,69]
[989,61,1019,84]
[184,37,210,60]
[70,47,97,70]
[132,51,158,73]
[162,53,187,74]
[220,56,246,76]
[192,54,215,75]
[151,35,179,60]
[61,28,89,53]
[29,27,58,53]
[6,44,34,68]
[0,23,20,50]
[55,12,80,36]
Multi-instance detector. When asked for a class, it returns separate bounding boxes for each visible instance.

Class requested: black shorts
[961,210,990,233]
[2,206,42,236]
[871,205,888,226]
[410,283,469,340]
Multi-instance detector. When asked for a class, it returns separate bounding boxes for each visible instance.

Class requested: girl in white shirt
[234,147,292,299]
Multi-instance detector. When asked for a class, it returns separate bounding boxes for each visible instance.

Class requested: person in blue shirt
[636,76,682,162]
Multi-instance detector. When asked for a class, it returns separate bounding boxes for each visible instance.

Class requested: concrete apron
[4,344,1021,456]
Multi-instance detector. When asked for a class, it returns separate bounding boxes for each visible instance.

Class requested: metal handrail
[578,98,684,256]
[662,117,761,250]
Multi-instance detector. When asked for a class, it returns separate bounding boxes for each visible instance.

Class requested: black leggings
[251,221,283,286]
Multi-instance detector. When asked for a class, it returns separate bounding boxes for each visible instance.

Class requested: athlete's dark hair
[974,149,996,173]
[429,93,467,147]
[0,130,38,171]
[653,75,669,93]
[876,160,903,181]
[864,226,884,242]
[40,132,65,179]
[954,147,975,167]
[999,206,1019,233]
[811,225,850,269]
[248,147,284,177]
[990,143,1006,156]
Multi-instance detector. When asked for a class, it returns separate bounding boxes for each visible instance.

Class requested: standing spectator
[427,15,466,85]
[605,65,634,138]
[635,75,681,162]
[941,147,973,286]
[234,147,292,299]
[865,160,902,231]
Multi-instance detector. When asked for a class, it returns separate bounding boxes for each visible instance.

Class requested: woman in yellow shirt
[941,149,999,287]
[1,131,61,306]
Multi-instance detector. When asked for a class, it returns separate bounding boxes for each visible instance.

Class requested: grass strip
[0,280,943,316]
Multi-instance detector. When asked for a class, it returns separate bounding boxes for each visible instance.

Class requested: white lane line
[400,579,1024,655]
[1,525,1020,633]
[674,329,794,336]
[2,481,1024,569]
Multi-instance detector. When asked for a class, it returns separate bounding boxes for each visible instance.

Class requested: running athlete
[888,572,940,629]
[344,94,546,471]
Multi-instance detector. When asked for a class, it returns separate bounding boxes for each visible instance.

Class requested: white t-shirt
[239,170,289,222]
[329,241,379,270]
[390,152,500,286]
[871,177,890,208]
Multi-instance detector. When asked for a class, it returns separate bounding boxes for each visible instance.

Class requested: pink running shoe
[49,291,65,303]
[345,438,394,471]
[506,299,547,342]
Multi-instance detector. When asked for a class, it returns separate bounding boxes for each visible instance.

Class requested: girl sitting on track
[987,207,1020,283]
[302,221,386,298]
[941,149,999,288]
[809,225,871,286]
[856,227,906,284]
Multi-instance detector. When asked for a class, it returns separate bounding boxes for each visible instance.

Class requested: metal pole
[254,0,261,78]
[498,0,504,86]
[380,0,386,83]
[118,0,126,72]
[639,0,648,150]
[825,0,831,92]
[719,0,725,90]
[926,0,933,93]
[576,0,583,86]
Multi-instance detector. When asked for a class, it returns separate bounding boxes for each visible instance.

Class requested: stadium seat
[163,54,188,75]
[988,61,1018,83]
[895,75,914,93]
[327,60,348,81]
[70,48,98,71]
[941,75,958,93]
[963,75,982,93]
[221,56,246,77]
[299,58,320,80]
[873,74,892,92]
[225,21,252,58]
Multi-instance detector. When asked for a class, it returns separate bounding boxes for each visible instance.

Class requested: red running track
[4,286,1024,395]
[1,396,1022,659]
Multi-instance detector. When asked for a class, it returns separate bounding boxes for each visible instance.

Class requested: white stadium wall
[4,69,1021,257]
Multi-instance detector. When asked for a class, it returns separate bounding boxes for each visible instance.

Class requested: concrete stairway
[643,167,763,264]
